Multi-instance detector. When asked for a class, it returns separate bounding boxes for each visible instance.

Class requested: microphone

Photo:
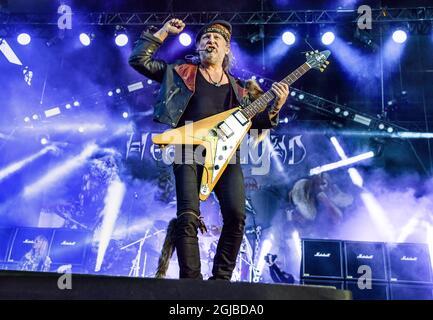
[197,47,214,53]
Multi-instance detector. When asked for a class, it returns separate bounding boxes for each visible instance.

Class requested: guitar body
[152,107,252,201]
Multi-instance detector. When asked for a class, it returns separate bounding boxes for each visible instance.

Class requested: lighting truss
[1,7,432,26]
[288,87,408,135]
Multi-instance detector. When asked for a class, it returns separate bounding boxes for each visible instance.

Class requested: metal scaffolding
[1,7,433,26]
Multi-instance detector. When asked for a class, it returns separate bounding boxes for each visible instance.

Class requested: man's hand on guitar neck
[269,82,289,119]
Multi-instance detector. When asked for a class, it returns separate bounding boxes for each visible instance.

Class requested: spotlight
[40,137,49,145]
[147,79,153,85]
[44,107,61,118]
[392,30,407,44]
[282,31,296,45]
[32,114,39,120]
[115,88,121,94]
[65,103,72,109]
[343,110,349,117]
[378,123,385,130]
[179,33,192,47]
[108,91,113,97]
[251,75,257,80]
[321,31,335,45]
[79,33,93,46]
[115,34,128,47]
[114,26,128,47]
[334,107,341,113]
[387,127,394,133]
[298,94,304,100]
[24,117,30,123]
[290,91,296,97]
[78,127,85,133]
[73,101,80,107]
[17,33,31,46]
[122,112,129,119]
[258,78,265,84]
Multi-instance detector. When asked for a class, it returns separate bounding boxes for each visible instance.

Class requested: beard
[199,51,223,66]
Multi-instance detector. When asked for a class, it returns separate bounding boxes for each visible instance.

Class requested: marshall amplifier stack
[0,227,90,273]
[301,238,433,300]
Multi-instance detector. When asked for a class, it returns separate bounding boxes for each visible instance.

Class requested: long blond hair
[32,235,49,263]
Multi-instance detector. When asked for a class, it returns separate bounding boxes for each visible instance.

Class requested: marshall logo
[61,241,76,246]
[357,254,374,260]
[401,256,418,261]
[314,252,331,258]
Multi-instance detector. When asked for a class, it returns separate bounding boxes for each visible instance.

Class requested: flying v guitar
[152,50,331,201]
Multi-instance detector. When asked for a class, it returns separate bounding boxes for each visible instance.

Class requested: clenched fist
[162,19,185,35]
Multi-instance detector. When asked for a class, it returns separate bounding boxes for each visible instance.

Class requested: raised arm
[128,19,186,82]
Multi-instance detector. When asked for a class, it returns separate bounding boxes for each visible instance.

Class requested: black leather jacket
[128,31,279,129]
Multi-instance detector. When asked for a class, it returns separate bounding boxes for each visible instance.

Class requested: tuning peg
[310,51,314,55]
[306,52,310,56]
[325,61,330,65]
[320,68,324,72]
[315,50,319,53]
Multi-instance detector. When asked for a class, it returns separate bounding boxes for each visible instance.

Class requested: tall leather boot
[174,213,202,279]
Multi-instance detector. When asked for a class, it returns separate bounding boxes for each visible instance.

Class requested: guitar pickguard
[199,110,251,199]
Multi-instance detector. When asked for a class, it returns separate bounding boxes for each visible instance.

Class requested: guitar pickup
[233,110,249,126]
[217,122,234,139]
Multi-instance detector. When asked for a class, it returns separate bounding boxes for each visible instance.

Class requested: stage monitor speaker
[49,229,90,266]
[345,280,389,300]
[387,242,432,284]
[344,241,387,281]
[7,228,54,263]
[390,284,433,300]
[301,239,343,279]
[0,227,15,262]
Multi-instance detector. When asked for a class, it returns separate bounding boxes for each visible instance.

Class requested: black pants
[173,153,245,280]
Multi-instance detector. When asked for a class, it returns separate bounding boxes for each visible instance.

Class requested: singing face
[197,32,230,66]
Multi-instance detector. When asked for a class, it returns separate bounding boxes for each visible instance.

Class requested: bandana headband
[199,25,231,43]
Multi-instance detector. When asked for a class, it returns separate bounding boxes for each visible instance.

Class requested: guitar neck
[241,62,311,119]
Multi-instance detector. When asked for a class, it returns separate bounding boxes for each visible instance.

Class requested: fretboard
[241,62,311,119]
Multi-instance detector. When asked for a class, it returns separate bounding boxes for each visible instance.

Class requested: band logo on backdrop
[127,132,307,176]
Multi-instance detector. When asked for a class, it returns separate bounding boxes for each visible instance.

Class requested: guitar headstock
[305,50,331,72]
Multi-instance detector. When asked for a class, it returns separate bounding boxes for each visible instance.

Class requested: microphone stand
[245,197,262,282]
[121,229,164,278]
